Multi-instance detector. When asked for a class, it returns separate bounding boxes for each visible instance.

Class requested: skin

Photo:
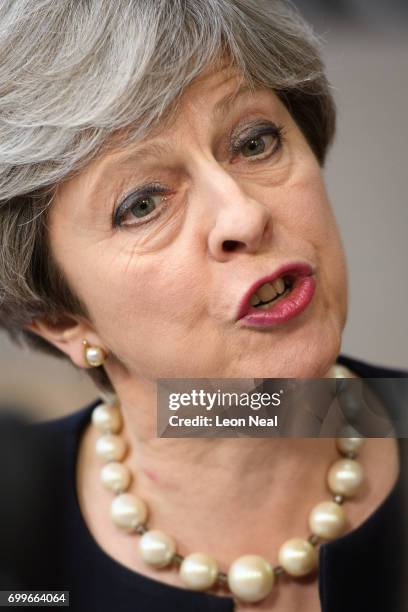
[27,65,399,610]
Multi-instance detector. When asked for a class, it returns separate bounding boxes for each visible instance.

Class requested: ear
[24,313,107,369]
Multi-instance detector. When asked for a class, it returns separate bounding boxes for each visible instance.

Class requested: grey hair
[0,0,336,392]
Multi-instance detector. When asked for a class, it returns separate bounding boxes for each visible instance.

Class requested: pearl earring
[82,339,107,367]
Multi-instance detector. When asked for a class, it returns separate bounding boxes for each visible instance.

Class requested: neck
[105,371,340,562]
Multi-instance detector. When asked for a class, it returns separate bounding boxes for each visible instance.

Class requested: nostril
[222,240,245,252]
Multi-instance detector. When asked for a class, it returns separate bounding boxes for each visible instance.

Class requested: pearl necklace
[91,364,364,604]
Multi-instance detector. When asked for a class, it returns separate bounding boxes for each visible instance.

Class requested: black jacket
[0,353,407,611]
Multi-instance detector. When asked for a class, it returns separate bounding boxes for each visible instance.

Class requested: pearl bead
[100,462,131,492]
[92,402,122,433]
[309,501,346,539]
[227,555,274,603]
[327,459,364,497]
[139,530,176,568]
[179,553,218,590]
[327,364,355,378]
[85,346,106,367]
[95,433,127,462]
[278,538,317,577]
[111,493,148,531]
[336,437,364,455]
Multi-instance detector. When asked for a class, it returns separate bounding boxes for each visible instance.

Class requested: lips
[235,262,315,325]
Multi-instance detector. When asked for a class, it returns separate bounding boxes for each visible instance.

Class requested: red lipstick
[235,262,316,328]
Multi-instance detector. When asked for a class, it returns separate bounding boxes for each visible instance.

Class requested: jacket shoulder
[337,353,408,378]
[30,397,102,437]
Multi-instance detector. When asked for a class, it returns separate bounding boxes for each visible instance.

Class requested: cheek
[78,247,206,354]
[310,189,348,321]
[281,165,348,312]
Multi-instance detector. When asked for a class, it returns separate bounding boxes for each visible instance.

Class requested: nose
[201,165,272,262]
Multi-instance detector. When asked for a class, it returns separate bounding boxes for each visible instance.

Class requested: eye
[241,134,275,157]
[128,194,157,218]
[231,122,284,163]
[113,185,169,228]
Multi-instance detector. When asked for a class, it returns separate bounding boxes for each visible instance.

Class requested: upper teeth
[250,277,286,306]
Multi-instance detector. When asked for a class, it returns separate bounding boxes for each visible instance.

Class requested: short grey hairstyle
[0,0,336,392]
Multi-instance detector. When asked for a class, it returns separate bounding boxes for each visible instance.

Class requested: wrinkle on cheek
[103,248,206,338]
[99,236,156,285]
[120,244,143,278]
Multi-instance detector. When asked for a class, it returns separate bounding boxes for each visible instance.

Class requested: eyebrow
[111,82,255,165]
[211,82,254,120]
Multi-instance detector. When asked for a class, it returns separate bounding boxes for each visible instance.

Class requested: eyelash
[113,123,284,228]
[230,122,284,158]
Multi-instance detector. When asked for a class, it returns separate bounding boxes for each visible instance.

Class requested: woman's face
[47,66,348,381]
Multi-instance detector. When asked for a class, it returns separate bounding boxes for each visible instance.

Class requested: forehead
[101,70,282,165]
[107,64,271,149]
[175,64,252,116]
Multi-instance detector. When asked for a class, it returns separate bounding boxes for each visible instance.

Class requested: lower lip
[238,275,316,328]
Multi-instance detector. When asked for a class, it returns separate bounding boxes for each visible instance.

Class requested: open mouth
[249,275,295,310]
[235,262,315,325]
